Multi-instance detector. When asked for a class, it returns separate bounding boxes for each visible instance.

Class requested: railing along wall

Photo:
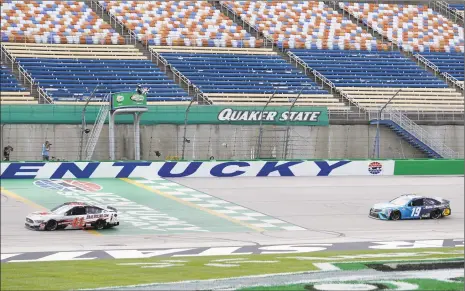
[382,107,460,158]
[148,48,211,105]
[413,53,441,75]
[287,50,366,113]
[1,44,53,104]
[442,72,465,91]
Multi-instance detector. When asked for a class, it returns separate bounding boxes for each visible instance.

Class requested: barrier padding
[1,160,462,179]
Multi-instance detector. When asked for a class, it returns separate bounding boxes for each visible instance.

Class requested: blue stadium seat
[290,50,449,88]
[1,65,26,92]
[15,58,190,102]
[159,53,329,94]
[419,52,464,81]
[449,4,464,10]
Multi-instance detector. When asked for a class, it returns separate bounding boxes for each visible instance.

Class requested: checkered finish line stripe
[134,178,306,231]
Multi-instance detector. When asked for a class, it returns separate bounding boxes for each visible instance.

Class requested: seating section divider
[1,64,34,104]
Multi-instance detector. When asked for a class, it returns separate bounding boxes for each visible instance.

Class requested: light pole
[283,84,310,159]
[256,85,287,158]
[181,95,197,160]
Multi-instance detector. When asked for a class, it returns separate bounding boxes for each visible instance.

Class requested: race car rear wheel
[45,220,58,231]
[390,210,401,221]
[431,209,441,219]
[94,219,106,230]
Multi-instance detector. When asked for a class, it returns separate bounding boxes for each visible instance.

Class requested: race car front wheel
[390,211,401,221]
[431,209,441,219]
[45,220,58,231]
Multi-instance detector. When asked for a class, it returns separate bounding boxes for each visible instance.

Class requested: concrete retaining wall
[1,124,463,161]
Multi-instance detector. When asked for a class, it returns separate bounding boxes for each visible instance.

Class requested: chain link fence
[2,122,462,162]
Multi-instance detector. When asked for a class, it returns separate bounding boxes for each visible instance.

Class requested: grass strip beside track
[1,247,463,291]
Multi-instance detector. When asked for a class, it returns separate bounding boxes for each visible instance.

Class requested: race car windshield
[389,196,411,205]
[50,204,69,214]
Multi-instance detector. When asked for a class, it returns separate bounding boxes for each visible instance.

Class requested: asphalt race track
[1,176,463,254]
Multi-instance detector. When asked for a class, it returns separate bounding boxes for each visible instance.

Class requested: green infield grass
[1,247,463,290]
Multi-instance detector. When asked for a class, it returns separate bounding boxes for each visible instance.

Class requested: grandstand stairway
[370,108,459,159]
[372,120,441,158]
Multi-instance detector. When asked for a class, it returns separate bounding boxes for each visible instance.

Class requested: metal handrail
[413,53,440,72]
[442,72,464,90]
[382,107,460,158]
[149,47,212,104]
[433,0,464,22]
[37,86,53,104]
[1,44,16,70]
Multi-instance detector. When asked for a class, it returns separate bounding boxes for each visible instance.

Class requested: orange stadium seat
[339,3,464,52]
[98,0,263,47]
[221,1,389,50]
[1,0,124,44]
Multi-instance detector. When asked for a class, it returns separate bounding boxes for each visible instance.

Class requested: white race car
[25,202,119,231]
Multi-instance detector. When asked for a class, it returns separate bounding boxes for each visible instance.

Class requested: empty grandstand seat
[222,0,389,50]
[1,64,34,104]
[419,52,464,81]
[340,3,464,52]
[152,46,349,110]
[290,49,462,112]
[99,0,261,48]
[1,0,124,44]
[2,43,190,105]
[449,4,464,11]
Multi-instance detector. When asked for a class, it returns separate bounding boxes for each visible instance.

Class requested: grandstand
[1,0,125,44]
[152,46,349,110]
[339,3,464,53]
[221,0,391,50]
[449,3,464,17]
[1,42,191,104]
[0,63,34,104]
[0,0,462,115]
[418,51,464,90]
[98,0,262,47]
[289,49,463,112]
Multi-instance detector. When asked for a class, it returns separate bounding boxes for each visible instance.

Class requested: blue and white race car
[369,194,451,220]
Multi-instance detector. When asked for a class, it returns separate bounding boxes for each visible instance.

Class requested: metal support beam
[134,112,141,160]
[109,111,115,160]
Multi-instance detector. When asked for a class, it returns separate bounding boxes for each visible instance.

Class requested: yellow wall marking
[121,178,266,232]
[0,187,101,236]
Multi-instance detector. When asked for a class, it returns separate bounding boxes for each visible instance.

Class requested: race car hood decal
[372,202,398,209]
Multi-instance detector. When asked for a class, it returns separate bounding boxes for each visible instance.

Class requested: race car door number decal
[411,207,421,217]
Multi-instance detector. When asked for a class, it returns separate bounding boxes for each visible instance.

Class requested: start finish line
[0,160,394,179]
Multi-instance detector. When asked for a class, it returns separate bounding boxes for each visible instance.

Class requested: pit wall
[1,124,464,161]
[0,160,462,179]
